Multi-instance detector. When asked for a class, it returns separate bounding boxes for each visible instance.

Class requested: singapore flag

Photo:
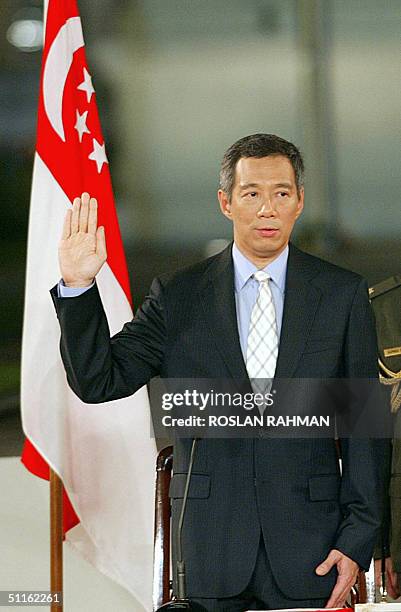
[20,1,156,609]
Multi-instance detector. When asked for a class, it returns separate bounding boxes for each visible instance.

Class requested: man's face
[218,155,304,266]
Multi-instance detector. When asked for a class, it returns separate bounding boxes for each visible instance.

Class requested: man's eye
[277,192,289,198]
[246,192,257,197]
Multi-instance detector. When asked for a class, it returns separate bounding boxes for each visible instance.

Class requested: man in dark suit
[52,134,384,611]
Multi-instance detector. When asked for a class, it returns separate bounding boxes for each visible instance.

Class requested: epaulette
[369,275,401,299]
[369,276,401,411]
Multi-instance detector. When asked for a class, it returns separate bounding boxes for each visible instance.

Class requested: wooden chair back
[153,445,173,610]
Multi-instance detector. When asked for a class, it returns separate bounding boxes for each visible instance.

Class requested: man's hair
[219,133,304,200]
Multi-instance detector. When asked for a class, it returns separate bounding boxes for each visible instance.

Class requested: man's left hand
[315,548,359,608]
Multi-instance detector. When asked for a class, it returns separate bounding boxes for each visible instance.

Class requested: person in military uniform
[370,276,401,600]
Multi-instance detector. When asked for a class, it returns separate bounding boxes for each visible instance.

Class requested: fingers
[71,196,81,234]
[61,209,72,240]
[316,550,341,575]
[390,585,401,600]
[374,558,399,599]
[387,567,400,599]
[325,576,354,608]
[87,197,98,235]
[96,226,107,261]
[325,591,349,607]
[317,550,358,608]
[79,192,90,233]
[387,584,399,600]
[70,193,98,235]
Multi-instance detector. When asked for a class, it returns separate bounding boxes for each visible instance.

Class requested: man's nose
[257,199,276,216]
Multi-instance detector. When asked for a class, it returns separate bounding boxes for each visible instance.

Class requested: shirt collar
[232,242,288,294]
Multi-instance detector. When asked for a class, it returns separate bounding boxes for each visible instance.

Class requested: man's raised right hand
[58,192,107,287]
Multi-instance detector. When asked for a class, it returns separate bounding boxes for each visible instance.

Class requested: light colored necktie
[246,270,279,410]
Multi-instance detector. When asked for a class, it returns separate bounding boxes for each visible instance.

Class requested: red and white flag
[20,1,156,609]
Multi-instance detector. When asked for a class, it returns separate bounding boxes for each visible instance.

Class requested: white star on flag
[77,67,95,103]
[88,137,108,173]
[74,109,90,142]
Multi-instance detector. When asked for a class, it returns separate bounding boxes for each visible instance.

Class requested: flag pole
[50,468,63,611]
[44,3,63,606]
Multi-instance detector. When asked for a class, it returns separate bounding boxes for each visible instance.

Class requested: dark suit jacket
[50,242,385,600]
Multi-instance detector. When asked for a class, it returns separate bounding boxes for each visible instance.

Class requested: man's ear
[218,189,232,220]
[295,187,304,219]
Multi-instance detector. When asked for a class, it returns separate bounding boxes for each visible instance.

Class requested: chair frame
[153,445,174,610]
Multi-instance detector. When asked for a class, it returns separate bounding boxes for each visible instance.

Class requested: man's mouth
[255,228,279,237]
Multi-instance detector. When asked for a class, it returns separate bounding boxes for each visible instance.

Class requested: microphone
[156,439,207,611]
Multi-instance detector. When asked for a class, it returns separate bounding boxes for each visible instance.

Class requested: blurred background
[1,0,400,456]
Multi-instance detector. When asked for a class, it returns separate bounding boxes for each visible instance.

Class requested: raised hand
[58,192,107,287]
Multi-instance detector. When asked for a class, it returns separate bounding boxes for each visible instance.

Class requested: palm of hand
[58,193,107,286]
[59,232,102,284]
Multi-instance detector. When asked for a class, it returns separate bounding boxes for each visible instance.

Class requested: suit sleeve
[50,277,166,403]
[333,278,390,569]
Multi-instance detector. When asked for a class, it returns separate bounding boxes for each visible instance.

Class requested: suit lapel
[199,244,249,383]
[199,242,322,382]
[275,243,322,378]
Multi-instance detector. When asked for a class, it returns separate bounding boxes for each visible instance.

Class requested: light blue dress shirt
[58,243,289,362]
[58,279,94,297]
[232,242,288,360]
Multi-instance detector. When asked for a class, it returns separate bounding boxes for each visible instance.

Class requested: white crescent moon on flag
[43,17,84,142]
